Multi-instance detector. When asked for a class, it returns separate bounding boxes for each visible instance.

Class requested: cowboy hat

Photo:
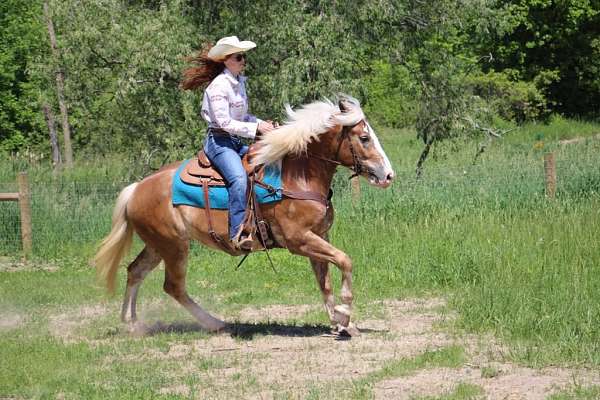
[207,36,256,62]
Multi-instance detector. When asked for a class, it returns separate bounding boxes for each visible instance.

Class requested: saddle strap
[202,179,235,253]
[249,174,272,247]
[281,189,329,206]
[253,179,329,207]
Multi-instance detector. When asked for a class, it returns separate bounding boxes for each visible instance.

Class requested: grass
[349,346,466,399]
[548,386,600,400]
[1,117,600,397]
[415,383,484,400]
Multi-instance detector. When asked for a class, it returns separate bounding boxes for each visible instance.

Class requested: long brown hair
[180,44,225,91]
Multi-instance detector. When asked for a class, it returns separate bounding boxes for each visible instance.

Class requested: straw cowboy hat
[207,36,256,62]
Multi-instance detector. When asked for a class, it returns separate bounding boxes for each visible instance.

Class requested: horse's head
[252,97,394,188]
[332,99,394,188]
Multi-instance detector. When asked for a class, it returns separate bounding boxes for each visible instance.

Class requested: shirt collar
[223,68,246,86]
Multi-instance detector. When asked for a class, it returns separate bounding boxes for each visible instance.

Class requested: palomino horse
[94,96,394,336]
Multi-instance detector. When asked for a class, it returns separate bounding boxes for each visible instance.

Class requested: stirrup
[232,234,253,251]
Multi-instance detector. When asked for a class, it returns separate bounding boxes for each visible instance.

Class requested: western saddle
[179,147,274,254]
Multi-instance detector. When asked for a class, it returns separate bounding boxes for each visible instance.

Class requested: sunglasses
[231,53,246,62]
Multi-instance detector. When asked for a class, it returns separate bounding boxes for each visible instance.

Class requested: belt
[207,127,229,136]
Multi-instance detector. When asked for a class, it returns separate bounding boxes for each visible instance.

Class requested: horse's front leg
[289,231,358,335]
[310,257,336,331]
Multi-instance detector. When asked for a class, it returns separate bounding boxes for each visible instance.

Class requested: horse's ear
[338,99,348,112]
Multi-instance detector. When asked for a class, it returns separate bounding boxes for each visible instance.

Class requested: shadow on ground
[117,320,334,339]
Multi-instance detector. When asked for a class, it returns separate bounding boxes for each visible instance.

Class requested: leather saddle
[177,144,273,254]
[179,145,264,187]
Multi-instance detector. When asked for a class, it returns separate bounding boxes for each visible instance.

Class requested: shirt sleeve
[244,114,263,124]
[207,84,258,139]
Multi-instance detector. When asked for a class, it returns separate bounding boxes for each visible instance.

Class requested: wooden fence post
[17,172,32,258]
[544,152,556,199]
[351,176,360,204]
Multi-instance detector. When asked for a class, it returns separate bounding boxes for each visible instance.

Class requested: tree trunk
[43,0,73,168]
[42,103,62,168]
[415,137,434,179]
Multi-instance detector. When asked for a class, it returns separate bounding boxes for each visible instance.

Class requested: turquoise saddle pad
[172,159,283,209]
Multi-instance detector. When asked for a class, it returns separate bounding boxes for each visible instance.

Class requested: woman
[181,36,274,250]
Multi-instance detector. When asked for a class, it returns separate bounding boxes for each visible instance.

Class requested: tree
[0,0,46,153]
[484,0,600,117]
[31,0,203,160]
[43,0,72,167]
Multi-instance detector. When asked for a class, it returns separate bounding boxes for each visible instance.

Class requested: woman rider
[181,36,274,250]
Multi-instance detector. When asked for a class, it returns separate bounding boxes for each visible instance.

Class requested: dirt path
[47,297,600,399]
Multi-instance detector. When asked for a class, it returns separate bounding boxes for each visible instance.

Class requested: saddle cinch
[178,147,274,254]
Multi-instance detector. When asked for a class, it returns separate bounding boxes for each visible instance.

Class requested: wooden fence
[0,172,32,258]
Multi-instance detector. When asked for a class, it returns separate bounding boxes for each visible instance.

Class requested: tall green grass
[1,117,600,365]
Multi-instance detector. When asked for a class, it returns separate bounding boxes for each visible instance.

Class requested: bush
[468,71,549,123]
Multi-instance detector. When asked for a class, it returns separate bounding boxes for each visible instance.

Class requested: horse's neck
[281,126,342,196]
[282,154,337,196]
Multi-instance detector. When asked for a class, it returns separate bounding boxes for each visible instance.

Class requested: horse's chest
[317,204,334,234]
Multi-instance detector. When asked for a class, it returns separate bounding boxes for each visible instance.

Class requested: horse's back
[126,161,186,239]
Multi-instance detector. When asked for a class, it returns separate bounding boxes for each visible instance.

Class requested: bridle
[309,120,365,179]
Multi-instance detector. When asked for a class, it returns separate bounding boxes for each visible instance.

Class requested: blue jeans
[203,132,249,240]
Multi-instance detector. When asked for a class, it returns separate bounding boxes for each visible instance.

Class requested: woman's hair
[180,44,225,91]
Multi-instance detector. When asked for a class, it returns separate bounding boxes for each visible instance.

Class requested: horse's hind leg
[121,246,162,322]
[161,244,227,332]
[310,258,337,330]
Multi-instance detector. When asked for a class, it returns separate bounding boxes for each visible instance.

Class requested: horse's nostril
[387,172,395,181]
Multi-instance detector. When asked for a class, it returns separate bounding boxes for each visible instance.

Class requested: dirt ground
[46,297,600,399]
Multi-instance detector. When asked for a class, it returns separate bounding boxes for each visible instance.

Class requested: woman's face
[224,52,246,76]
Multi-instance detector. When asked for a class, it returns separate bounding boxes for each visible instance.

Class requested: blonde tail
[93,182,138,293]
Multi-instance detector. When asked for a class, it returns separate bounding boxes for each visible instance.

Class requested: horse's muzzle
[367,167,394,188]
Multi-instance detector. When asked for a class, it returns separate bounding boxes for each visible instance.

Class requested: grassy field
[1,116,600,398]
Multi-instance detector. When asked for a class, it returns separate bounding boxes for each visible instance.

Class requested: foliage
[1,0,599,162]
[467,70,549,122]
[484,0,600,117]
[31,0,204,159]
[362,61,417,128]
[397,0,506,173]
[0,0,46,152]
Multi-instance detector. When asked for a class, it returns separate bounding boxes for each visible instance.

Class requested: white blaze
[366,121,393,173]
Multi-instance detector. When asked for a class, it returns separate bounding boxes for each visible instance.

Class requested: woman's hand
[257,121,275,135]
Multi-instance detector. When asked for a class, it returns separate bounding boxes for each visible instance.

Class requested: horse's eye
[359,135,370,144]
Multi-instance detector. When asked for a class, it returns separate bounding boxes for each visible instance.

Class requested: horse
[93,96,394,336]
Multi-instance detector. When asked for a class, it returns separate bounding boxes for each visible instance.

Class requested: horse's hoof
[128,320,149,336]
[336,323,360,339]
[333,304,351,327]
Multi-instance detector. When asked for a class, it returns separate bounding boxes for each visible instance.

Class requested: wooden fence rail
[0,172,32,258]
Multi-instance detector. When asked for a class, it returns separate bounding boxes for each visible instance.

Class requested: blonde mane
[252,96,365,166]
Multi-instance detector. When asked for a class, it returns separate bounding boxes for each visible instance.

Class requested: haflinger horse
[93,96,394,337]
